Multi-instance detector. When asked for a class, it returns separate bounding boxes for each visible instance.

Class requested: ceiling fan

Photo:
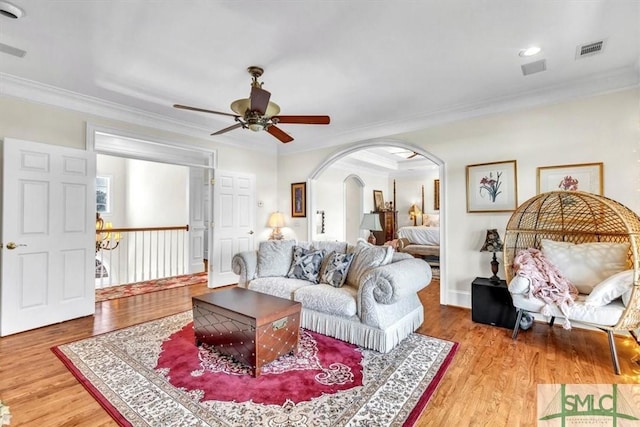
[174,66,330,143]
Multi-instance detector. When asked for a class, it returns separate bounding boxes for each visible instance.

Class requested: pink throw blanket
[513,248,578,329]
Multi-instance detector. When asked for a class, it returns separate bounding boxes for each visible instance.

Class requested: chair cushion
[257,240,296,278]
[511,293,624,326]
[293,284,357,317]
[585,270,634,307]
[508,275,531,294]
[541,239,629,294]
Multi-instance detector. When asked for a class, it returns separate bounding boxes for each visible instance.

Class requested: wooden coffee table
[192,287,301,377]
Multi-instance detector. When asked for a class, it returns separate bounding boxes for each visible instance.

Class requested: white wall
[392,168,439,228]
[0,96,279,246]
[2,88,638,304]
[311,164,389,242]
[278,88,640,308]
[126,159,188,227]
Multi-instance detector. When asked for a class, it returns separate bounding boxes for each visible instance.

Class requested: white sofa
[231,239,432,353]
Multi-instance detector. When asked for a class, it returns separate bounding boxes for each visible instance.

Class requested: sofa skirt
[300,306,424,353]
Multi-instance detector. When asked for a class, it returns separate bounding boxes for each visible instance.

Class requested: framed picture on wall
[291,182,307,217]
[466,160,518,213]
[434,179,440,211]
[373,190,385,212]
[537,162,603,195]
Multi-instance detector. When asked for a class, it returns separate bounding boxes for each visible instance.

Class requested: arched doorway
[344,174,365,244]
[307,138,447,305]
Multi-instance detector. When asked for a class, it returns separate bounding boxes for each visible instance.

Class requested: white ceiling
[0,1,638,158]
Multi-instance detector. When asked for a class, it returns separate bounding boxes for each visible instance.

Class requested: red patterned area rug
[52,311,458,427]
[95,272,208,302]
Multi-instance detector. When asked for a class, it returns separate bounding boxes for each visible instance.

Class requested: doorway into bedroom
[308,141,444,300]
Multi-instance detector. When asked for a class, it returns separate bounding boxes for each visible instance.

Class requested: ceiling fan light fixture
[0,1,25,19]
[230,98,280,117]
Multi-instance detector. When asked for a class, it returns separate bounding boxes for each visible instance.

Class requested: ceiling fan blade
[250,86,271,114]
[273,115,330,125]
[211,123,243,136]
[266,125,294,143]
[174,104,239,118]
[407,152,419,159]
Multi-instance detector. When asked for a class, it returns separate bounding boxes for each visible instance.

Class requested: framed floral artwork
[466,160,518,213]
[537,162,603,195]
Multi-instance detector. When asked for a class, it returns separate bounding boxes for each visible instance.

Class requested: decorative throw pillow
[257,240,296,278]
[345,240,394,287]
[287,246,324,283]
[541,239,630,294]
[426,214,440,227]
[313,241,349,277]
[320,251,355,288]
[585,270,634,307]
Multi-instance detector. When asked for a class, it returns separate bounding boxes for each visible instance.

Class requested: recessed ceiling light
[519,46,541,57]
[0,1,25,19]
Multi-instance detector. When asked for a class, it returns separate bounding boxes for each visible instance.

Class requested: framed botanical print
[466,160,518,213]
[291,182,306,217]
[434,179,440,211]
[537,162,603,195]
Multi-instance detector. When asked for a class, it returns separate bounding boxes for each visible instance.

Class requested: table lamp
[408,203,422,226]
[479,229,504,284]
[268,211,285,240]
[360,213,383,245]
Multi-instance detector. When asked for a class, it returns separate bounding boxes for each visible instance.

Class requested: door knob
[4,242,27,250]
[248,230,254,235]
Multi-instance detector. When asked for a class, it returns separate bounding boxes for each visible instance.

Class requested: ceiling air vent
[576,40,605,59]
[521,59,546,76]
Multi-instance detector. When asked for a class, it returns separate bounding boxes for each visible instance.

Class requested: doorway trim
[86,124,217,169]
[343,174,365,244]
[85,123,217,284]
[307,138,447,305]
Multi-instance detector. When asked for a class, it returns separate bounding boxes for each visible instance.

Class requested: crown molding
[278,65,640,156]
[0,73,274,154]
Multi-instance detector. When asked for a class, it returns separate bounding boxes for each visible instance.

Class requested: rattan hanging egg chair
[503,191,640,374]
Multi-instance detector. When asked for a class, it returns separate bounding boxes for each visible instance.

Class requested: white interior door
[1,138,95,336]
[188,167,206,273]
[210,170,255,287]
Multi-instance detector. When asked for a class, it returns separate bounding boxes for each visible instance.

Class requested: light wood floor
[0,279,638,426]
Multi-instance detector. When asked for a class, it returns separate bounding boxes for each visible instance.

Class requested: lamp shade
[268,211,286,228]
[408,203,422,216]
[360,213,382,231]
[480,229,504,252]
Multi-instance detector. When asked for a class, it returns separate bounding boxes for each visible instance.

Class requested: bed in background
[397,183,440,266]
[398,219,440,263]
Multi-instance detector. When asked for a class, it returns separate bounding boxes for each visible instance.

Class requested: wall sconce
[95,213,121,253]
[408,203,422,226]
[479,229,504,283]
[360,213,382,245]
[268,211,286,240]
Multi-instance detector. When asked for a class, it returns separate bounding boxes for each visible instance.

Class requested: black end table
[471,277,518,329]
